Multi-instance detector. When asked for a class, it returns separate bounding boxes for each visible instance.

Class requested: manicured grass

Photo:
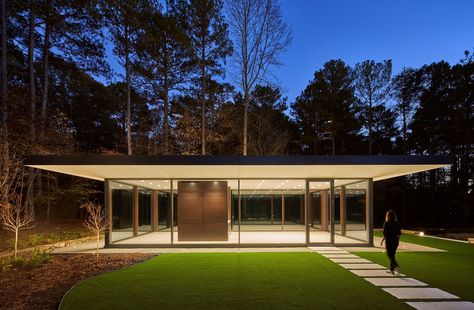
[60,252,408,310]
[356,232,474,302]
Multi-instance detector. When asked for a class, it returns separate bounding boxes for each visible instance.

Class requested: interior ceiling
[29,164,448,183]
[109,179,367,191]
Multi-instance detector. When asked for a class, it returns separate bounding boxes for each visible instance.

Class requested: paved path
[309,247,474,310]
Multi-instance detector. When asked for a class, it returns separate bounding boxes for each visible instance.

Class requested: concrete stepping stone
[339,263,385,270]
[382,288,459,300]
[406,301,474,310]
[364,277,428,287]
[349,269,404,277]
[314,250,349,254]
[309,246,340,251]
[330,258,371,263]
[321,254,359,258]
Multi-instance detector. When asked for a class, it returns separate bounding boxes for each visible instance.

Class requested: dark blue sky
[276,0,474,102]
[105,0,474,103]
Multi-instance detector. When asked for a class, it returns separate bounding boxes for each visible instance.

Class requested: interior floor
[111,225,368,245]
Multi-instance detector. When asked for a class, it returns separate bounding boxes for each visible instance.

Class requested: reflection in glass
[334,180,368,244]
[111,184,133,242]
[284,194,304,225]
[138,190,151,234]
[308,181,331,244]
[239,179,306,244]
[158,191,171,229]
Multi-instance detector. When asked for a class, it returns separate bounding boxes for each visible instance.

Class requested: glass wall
[239,179,306,244]
[111,182,133,242]
[158,191,171,229]
[110,180,171,245]
[107,178,371,246]
[334,179,368,244]
[345,180,368,242]
[308,181,331,244]
[138,189,151,235]
[284,194,304,225]
[154,181,172,245]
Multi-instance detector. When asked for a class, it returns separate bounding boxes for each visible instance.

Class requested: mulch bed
[0,220,91,252]
[0,253,154,310]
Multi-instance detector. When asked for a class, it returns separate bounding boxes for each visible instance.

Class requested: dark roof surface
[25,155,454,166]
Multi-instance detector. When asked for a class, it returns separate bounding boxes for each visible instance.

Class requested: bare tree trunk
[46,171,50,222]
[368,96,372,155]
[96,231,99,263]
[201,56,206,155]
[37,11,49,213]
[163,77,169,155]
[429,169,436,227]
[402,104,407,154]
[331,136,335,156]
[0,0,7,145]
[28,0,36,144]
[40,11,50,142]
[242,90,249,156]
[27,168,35,218]
[125,26,132,155]
[27,0,41,223]
[14,228,18,259]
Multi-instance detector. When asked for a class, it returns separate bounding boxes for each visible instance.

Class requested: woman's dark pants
[386,242,399,271]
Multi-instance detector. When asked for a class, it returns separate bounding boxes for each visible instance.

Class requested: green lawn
[60,252,409,310]
[356,232,474,302]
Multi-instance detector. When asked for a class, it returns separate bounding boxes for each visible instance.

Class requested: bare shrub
[80,201,110,263]
[0,155,36,259]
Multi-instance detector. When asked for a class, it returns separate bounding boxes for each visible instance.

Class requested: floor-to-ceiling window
[138,188,151,235]
[110,180,171,245]
[110,181,133,242]
[107,177,371,246]
[238,179,306,244]
[308,181,331,244]
[334,179,369,244]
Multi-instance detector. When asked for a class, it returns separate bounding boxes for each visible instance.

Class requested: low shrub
[1,249,52,270]
[0,258,11,271]
[29,248,52,267]
[10,257,27,268]
[13,230,91,250]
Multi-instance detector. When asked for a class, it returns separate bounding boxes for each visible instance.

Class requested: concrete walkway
[52,241,312,254]
[309,247,474,310]
[53,235,443,255]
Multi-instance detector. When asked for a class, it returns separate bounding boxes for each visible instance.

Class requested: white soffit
[27,164,448,182]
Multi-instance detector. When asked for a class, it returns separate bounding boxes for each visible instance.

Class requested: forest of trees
[0,0,472,228]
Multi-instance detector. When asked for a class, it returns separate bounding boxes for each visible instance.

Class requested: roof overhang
[24,155,453,182]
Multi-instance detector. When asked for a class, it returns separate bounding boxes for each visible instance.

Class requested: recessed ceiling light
[140,180,144,182]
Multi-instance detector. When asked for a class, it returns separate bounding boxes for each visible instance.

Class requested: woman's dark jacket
[383,220,401,247]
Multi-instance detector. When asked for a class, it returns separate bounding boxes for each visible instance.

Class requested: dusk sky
[275,0,474,102]
[106,0,474,103]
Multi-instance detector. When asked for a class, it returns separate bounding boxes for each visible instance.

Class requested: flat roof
[25,155,453,182]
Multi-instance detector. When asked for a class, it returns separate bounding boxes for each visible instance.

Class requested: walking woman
[380,210,401,274]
